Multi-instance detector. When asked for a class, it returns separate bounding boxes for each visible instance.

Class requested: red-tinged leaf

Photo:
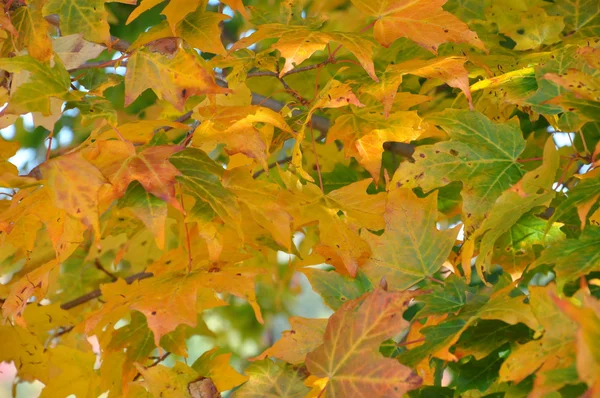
[84,140,183,211]
[305,288,422,397]
[553,291,600,389]
[351,0,486,52]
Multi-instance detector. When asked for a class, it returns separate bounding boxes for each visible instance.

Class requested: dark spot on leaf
[449,149,459,156]
[419,153,425,158]
[151,311,156,315]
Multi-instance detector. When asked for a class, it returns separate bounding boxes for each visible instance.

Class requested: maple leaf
[125,47,229,110]
[301,268,372,310]
[40,151,107,239]
[40,347,102,398]
[362,188,459,290]
[191,347,249,392]
[279,174,376,277]
[363,56,472,117]
[0,324,49,383]
[117,182,169,249]
[531,227,600,291]
[5,0,52,61]
[0,55,78,115]
[486,2,565,51]
[192,104,294,170]
[545,0,600,37]
[134,361,202,397]
[234,360,311,397]
[52,34,106,70]
[252,317,327,364]
[461,138,561,281]
[553,290,600,393]
[43,0,136,45]
[85,253,263,346]
[351,0,486,52]
[392,109,526,233]
[169,148,241,226]
[305,287,422,397]
[130,8,231,55]
[327,109,424,183]
[231,24,378,80]
[84,140,183,211]
[292,77,363,181]
[223,166,292,249]
[499,284,577,384]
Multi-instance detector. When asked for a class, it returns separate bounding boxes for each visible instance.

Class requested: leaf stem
[178,182,193,273]
[309,123,324,192]
[45,130,54,161]
[396,337,426,347]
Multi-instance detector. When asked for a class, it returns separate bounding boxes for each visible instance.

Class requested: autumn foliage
[1,0,600,396]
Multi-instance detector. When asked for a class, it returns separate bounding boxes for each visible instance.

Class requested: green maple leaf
[170,148,240,226]
[392,109,526,233]
[532,227,600,291]
[43,0,134,44]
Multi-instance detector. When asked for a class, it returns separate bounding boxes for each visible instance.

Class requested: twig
[94,259,117,281]
[427,275,445,285]
[132,352,171,381]
[253,156,292,178]
[309,123,324,192]
[45,130,54,161]
[246,59,330,79]
[60,271,153,310]
[396,337,425,347]
[67,56,128,73]
[178,182,193,273]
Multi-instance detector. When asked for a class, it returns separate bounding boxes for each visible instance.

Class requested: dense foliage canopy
[1,0,600,396]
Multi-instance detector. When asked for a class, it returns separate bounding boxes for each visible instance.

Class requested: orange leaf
[352,0,486,53]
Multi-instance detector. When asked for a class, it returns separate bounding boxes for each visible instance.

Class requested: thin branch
[178,182,193,273]
[309,123,324,192]
[67,57,128,73]
[253,156,292,178]
[396,337,425,347]
[246,59,330,79]
[60,271,153,310]
[94,259,117,281]
[133,352,171,381]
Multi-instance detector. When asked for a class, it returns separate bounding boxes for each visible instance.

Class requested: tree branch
[60,271,153,310]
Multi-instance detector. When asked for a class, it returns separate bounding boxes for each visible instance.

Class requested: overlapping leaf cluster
[0,0,600,396]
